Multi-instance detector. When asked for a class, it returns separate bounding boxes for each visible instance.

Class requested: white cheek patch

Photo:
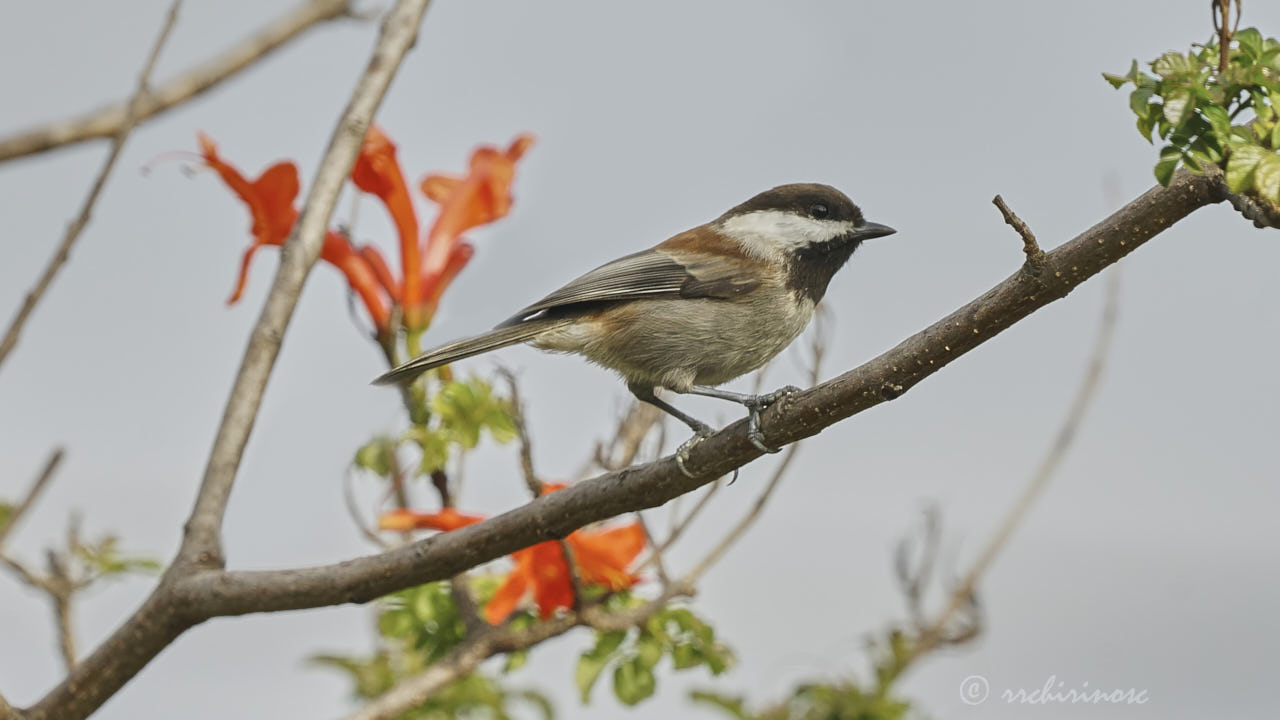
[717,210,855,262]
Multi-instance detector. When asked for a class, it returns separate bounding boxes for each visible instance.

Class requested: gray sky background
[2,1,1278,718]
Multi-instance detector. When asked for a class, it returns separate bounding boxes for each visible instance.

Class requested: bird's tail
[372,317,570,386]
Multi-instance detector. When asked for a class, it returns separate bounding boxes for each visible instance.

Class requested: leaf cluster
[354,375,516,481]
[1104,27,1280,205]
[575,597,733,707]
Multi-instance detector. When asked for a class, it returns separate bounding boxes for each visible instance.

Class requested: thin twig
[993,194,1046,275]
[636,478,721,574]
[634,513,669,585]
[343,470,390,549]
[0,0,358,163]
[499,369,543,496]
[913,264,1122,657]
[0,448,65,548]
[0,3,182,372]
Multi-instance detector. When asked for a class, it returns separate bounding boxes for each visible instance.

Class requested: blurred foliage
[575,593,733,707]
[1104,26,1280,205]
[314,578,550,719]
[74,534,162,578]
[354,375,515,482]
[0,501,13,532]
[312,652,553,720]
[690,627,928,720]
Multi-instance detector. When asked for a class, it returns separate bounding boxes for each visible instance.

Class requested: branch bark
[0,0,357,164]
[16,167,1226,719]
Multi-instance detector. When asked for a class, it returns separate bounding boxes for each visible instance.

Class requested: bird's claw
[675,423,715,478]
[744,385,801,454]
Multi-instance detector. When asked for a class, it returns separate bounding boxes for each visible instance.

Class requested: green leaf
[503,649,529,673]
[353,437,393,476]
[690,690,752,720]
[671,642,702,669]
[634,633,664,670]
[1153,145,1182,185]
[1201,104,1231,136]
[1153,52,1195,79]
[1162,90,1193,126]
[1272,121,1280,150]
[612,657,656,706]
[377,607,416,639]
[575,630,626,703]
[1226,144,1267,191]
[1102,72,1128,89]
[1254,153,1280,203]
[1237,28,1264,60]
[0,502,13,532]
[1129,86,1153,116]
[406,426,449,474]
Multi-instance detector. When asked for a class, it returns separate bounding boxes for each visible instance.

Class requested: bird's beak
[851,221,896,241]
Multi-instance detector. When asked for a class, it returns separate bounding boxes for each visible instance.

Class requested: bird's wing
[496,248,760,327]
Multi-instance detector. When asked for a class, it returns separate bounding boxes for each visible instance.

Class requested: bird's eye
[809,203,830,219]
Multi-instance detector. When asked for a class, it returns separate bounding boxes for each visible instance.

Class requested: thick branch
[178,169,1225,618]
[19,3,435,719]
[0,0,356,163]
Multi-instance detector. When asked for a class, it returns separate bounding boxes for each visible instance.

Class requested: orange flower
[413,133,535,329]
[378,507,486,532]
[198,129,532,337]
[377,482,645,624]
[352,127,419,308]
[199,133,392,333]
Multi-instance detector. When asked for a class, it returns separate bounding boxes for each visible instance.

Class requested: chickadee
[375,183,894,473]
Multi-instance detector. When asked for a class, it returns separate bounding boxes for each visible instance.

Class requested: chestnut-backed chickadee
[375,183,895,473]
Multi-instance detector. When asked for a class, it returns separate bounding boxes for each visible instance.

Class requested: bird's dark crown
[719,183,864,225]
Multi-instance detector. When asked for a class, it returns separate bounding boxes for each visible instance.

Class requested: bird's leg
[682,385,802,454]
[629,383,714,478]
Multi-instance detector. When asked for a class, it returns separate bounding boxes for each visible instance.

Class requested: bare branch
[993,194,1046,275]
[0,3,182,372]
[499,369,543,496]
[0,448,65,549]
[176,0,436,571]
[20,2,436,718]
[0,0,358,163]
[0,692,17,720]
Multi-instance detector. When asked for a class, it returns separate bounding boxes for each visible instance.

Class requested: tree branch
[0,0,359,164]
[16,166,1225,720]
[0,448,65,549]
[176,0,435,571]
[0,3,181,373]
[18,3,435,719]
[174,169,1223,621]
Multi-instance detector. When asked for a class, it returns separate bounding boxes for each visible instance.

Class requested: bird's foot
[743,385,801,453]
[674,422,715,478]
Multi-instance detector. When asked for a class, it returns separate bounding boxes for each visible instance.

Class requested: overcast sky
[2,1,1278,718]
